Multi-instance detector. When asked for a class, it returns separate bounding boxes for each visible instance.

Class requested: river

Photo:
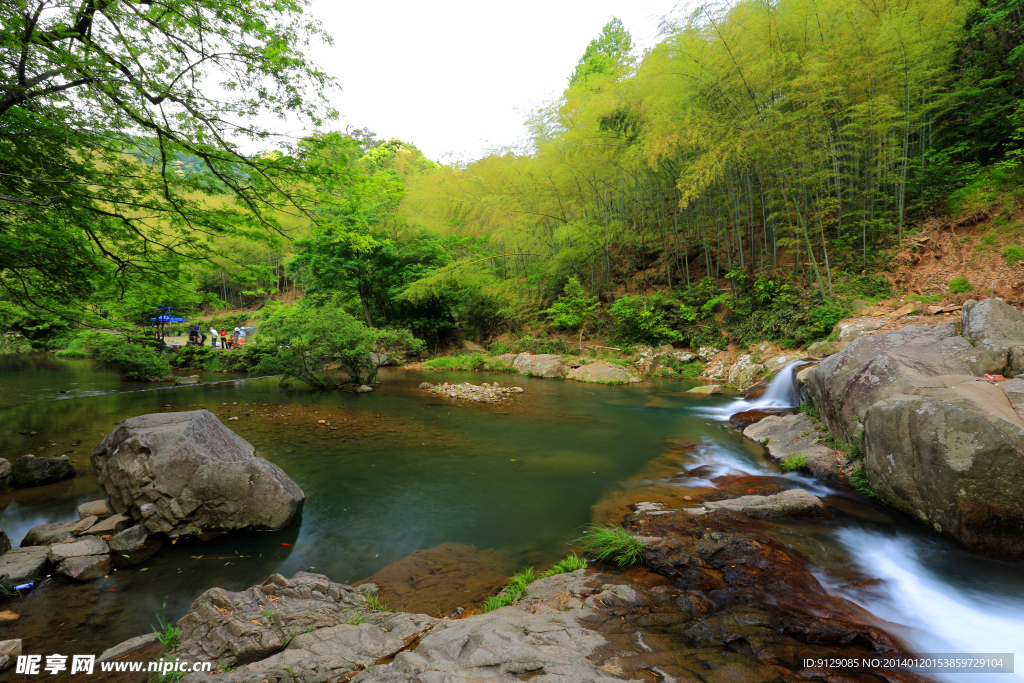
[0,354,1021,681]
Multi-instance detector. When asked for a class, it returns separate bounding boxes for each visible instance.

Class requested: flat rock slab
[742,412,846,481]
[21,521,79,546]
[0,639,21,672]
[91,410,305,537]
[0,547,50,584]
[565,362,640,385]
[58,555,110,581]
[78,499,114,520]
[686,385,721,395]
[688,489,830,520]
[86,513,132,536]
[48,538,109,562]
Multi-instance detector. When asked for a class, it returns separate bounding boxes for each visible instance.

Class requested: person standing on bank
[220,327,227,349]
[210,326,219,348]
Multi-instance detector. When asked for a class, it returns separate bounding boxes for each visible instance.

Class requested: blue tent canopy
[150,315,187,322]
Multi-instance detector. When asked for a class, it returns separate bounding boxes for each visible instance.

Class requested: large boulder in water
[91,410,304,538]
[512,352,565,378]
[565,362,640,385]
[807,304,1024,556]
[11,454,75,487]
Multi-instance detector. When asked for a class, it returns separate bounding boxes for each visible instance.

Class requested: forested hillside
[3,0,1023,356]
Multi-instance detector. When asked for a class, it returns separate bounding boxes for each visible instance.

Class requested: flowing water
[0,355,1022,681]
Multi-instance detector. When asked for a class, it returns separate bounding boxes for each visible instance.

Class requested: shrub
[423,353,514,372]
[948,277,973,294]
[1003,245,1024,265]
[250,303,424,388]
[575,525,644,567]
[170,345,213,370]
[542,277,599,347]
[488,335,570,356]
[609,293,681,346]
[90,335,171,381]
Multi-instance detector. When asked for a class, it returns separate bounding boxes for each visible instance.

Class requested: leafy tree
[251,303,422,388]
[0,0,336,318]
[542,277,598,348]
[568,18,632,85]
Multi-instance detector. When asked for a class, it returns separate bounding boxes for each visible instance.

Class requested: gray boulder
[961,299,1024,375]
[806,340,849,357]
[0,459,11,490]
[864,377,1024,556]
[565,362,640,385]
[685,385,721,395]
[174,572,370,667]
[11,454,75,487]
[108,525,162,566]
[91,410,305,538]
[742,413,846,481]
[21,520,79,546]
[1001,377,1024,420]
[78,499,114,520]
[684,489,830,520]
[0,527,8,556]
[58,555,111,581]
[726,354,764,391]
[86,513,132,536]
[48,538,108,562]
[0,546,50,584]
[807,323,975,443]
[512,353,565,378]
[0,639,21,672]
[836,320,884,342]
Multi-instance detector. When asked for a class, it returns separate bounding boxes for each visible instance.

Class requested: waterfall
[703,360,809,421]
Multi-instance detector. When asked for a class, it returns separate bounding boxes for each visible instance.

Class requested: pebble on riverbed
[419,381,523,403]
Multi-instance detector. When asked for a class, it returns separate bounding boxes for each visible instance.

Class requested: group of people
[186,324,248,349]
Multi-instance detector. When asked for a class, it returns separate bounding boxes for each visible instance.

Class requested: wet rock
[836,320,884,342]
[11,454,75,487]
[356,384,374,393]
[0,639,21,672]
[70,516,98,535]
[0,546,50,583]
[512,352,565,378]
[726,354,764,391]
[58,555,111,581]
[174,375,201,386]
[0,459,11,490]
[91,410,305,538]
[961,298,1024,375]
[685,385,721,395]
[48,538,108,563]
[762,354,802,375]
[565,362,641,385]
[78,499,114,520]
[0,527,8,556]
[728,408,792,429]
[422,381,523,403]
[174,572,370,667]
[744,383,768,400]
[805,340,849,357]
[742,413,845,482]
[84,512,132,536]
[99,633,159,663]
[108,524,162,566]
[671,350,697,363]
[686,489,830,520]
[22,521,79,546]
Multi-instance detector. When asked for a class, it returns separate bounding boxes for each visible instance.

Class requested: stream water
[1,355,1022,680]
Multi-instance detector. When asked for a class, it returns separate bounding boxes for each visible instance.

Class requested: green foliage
[480,567,537,613]
[949,277,973,294]
[250,303,422,387]
[542,277,599,346]
[609,294,681,346]
[170,346,215,370]
[152,606,182,654]
[1003,245,1024,264]
[539,552,588,578]
[906,294,942,303]
[422,353,513,372]
[779,453,810,473]
[90,336,171,381]
[0,0,336,322]
[487,336,570,356]
[799,402,821,420]
[575,525,644,567]
[568,18,633,86]
[364,595,388,612]
[849,466,878,498]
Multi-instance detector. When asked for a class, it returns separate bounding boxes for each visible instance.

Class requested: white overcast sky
[285,0,690,162]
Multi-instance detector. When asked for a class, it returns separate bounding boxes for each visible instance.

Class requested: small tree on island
[542,277,599,350]
[251,304,423,388]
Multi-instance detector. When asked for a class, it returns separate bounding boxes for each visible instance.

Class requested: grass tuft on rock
[575,524,644,567]
[539,552,588,577]
[779,453,810,473]
[423,353,513,373]
[480,552,592,613]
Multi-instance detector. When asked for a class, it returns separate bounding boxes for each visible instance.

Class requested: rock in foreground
[91,410,304,538]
